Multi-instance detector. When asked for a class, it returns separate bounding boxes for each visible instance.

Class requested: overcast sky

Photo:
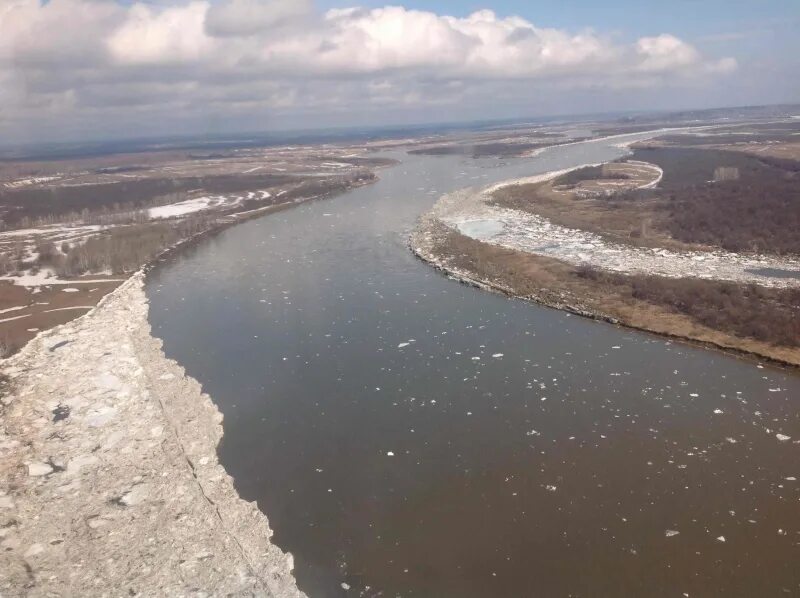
[1,0,798,144]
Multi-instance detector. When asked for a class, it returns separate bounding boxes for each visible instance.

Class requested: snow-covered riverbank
[427,172,800,289]
[0,273,305,596]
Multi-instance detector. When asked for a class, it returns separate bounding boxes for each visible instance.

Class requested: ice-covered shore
[427,172,800,289]
[0,273,305,597]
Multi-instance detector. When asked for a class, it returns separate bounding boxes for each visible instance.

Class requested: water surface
[147,136,800,597]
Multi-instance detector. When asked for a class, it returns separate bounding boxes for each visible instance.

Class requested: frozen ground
[0,270,125,288]
[0,274,305,597]
[428,170,800,289]
[147,192,273,219]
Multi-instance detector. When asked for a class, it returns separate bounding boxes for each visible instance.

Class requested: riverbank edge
[0,271,307,596]
[409,218,800,371]
[0,165,397,595]
[0,181,378,594]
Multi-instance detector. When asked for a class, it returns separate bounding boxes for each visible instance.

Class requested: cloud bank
[0,0,737,142]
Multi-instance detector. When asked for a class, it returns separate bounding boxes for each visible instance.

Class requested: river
[147,134,800,597]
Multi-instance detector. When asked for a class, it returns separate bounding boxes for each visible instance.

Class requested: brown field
[0,278,122,356]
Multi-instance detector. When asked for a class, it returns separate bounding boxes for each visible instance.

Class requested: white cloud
[205,0,313,37]
[635,34,700,72]
[0,0,119,66]
[108,1,211,65]
[0,0,738,142]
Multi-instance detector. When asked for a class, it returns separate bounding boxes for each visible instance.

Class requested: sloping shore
[0,273,305,597]
[411,204,800,369]
[431,174,800,289]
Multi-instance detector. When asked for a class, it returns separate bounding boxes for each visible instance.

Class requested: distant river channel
[147,134,800,597]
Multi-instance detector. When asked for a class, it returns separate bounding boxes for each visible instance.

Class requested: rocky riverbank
[0,273,305,597]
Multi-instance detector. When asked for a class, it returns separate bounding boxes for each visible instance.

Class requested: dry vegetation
[420,122,800,364]
[576,266,800,348]
[495,146,800,256]
[0,142,385,357]
[621,148,800,254]
[491,179,692,251]
[555,165,633,186]
[0,173,294,228]
[427,227,800,365]
[56,217,217,277]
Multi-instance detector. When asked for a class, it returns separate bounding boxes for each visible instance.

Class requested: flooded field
[146,136,800,596]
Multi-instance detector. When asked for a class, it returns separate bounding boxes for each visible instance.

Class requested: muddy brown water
[147,135,800,597]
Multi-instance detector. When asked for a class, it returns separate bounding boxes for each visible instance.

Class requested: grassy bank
[413,223,800,368]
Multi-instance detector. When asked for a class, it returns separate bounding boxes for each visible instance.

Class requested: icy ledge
[0,273,305,597]
[429,171,800,289]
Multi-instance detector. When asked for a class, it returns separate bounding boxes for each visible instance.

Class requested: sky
[0,0,798,144]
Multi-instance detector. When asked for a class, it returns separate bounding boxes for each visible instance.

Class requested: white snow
[0,313,31,323]
[148,197,215,219]
[433,178,800,289]
[0,270,125,288]
[4,175,60,189]
[0,224,104,241]
[627,160,664,189]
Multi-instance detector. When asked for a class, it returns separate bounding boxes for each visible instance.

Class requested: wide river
[147,134,800,597]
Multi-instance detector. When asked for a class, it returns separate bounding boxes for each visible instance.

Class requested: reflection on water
[147,137,800,597]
